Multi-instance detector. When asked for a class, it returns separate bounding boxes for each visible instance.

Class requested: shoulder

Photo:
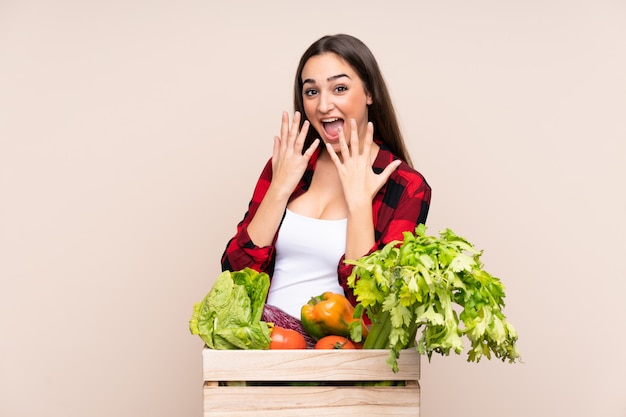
[394,160,428,187]
[253,157,273,184]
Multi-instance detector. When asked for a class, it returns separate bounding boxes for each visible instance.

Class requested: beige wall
[1,1,625,416]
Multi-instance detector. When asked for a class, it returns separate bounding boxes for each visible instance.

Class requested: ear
[366,92,373,105]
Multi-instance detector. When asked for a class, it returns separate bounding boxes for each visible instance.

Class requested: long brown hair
[293,34,413,167]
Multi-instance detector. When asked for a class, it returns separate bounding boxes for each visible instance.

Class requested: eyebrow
[302,73,351,85]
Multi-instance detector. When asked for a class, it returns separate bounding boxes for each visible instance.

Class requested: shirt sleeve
[221,159,277,274]
[337,165,432,307]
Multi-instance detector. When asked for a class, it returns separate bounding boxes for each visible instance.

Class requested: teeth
[322,118,340,123]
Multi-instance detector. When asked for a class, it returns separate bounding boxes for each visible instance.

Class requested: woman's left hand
[326,119,401,209]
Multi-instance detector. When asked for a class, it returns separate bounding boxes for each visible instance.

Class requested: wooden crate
[202,348,420,416]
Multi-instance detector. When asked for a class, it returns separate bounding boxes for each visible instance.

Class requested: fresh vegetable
[262,304,316,348]
[315,335,358,350]
[300,292,369,341]
[346,224,521,372]
[189,268,272,350]
[269,325,307,349]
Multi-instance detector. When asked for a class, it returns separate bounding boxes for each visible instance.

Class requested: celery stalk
[362,310,392,349]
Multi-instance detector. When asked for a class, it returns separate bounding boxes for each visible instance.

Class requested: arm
[221,160,277,273]
[221,111,320,272]
[338,165,432,306]
[327,120,402,261]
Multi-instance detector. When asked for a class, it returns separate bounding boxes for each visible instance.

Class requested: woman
[221,34,431,320]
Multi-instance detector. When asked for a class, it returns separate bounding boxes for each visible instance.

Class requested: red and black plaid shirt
[221,139,431,306]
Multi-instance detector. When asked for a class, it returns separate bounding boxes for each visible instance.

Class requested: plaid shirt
[221,139,431,306]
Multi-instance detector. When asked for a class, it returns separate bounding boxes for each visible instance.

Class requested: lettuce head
[189,268,271,349]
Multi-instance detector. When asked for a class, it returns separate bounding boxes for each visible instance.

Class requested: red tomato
[269,326,307,349]
[314,335,358,350]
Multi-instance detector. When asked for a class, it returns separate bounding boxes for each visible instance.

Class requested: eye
[334,85,348,93]
[304,88,318,97]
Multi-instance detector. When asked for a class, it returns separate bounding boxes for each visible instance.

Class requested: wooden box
[202,348,420,416]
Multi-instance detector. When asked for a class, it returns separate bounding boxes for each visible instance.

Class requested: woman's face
[300,53,373,153]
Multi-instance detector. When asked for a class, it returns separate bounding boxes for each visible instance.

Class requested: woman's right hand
[245,112,319,248]
[270,111,320,197]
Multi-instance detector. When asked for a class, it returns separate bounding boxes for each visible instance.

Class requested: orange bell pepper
[300,292,369,341]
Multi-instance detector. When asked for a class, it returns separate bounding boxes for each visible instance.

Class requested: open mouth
[321,118,344,141]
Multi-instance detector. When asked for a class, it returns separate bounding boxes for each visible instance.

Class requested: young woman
[221,34,431,320]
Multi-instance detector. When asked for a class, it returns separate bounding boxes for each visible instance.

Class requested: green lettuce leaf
[189,268,271,350]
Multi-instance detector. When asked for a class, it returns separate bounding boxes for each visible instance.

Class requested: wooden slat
[203,385,420,417]
[202,348,420,381]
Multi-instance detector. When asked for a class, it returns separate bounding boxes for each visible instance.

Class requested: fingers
[274,111,318,178]
[279,110,300,140]
[349,118,360,154]
[288,111,301,143]
[379,159,402,182]
[342,119,374,156]
[279,111,289,150]
[272,135,281,160]
[295,120,310,151]
[336,118,374,161]
[365,121,374,147]
[304,138,320,158]
[336,126,350,161]
[279,111,310,153]
[325,141,342,165]
[357,120,374,158]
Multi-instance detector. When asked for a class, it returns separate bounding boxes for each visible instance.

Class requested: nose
[317,91,334,114]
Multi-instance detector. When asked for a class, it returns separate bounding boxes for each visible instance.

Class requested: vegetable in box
[347,224,521,372]
[189,268,272,350]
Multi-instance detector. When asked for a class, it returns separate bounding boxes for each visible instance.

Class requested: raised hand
[326,118,401,210]
[246,112,319,247]
[270,111,320,198]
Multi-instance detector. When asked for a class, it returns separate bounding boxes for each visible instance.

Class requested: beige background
[1,1,625,416]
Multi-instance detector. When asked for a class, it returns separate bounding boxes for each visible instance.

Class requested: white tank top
[266,209,347,319]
